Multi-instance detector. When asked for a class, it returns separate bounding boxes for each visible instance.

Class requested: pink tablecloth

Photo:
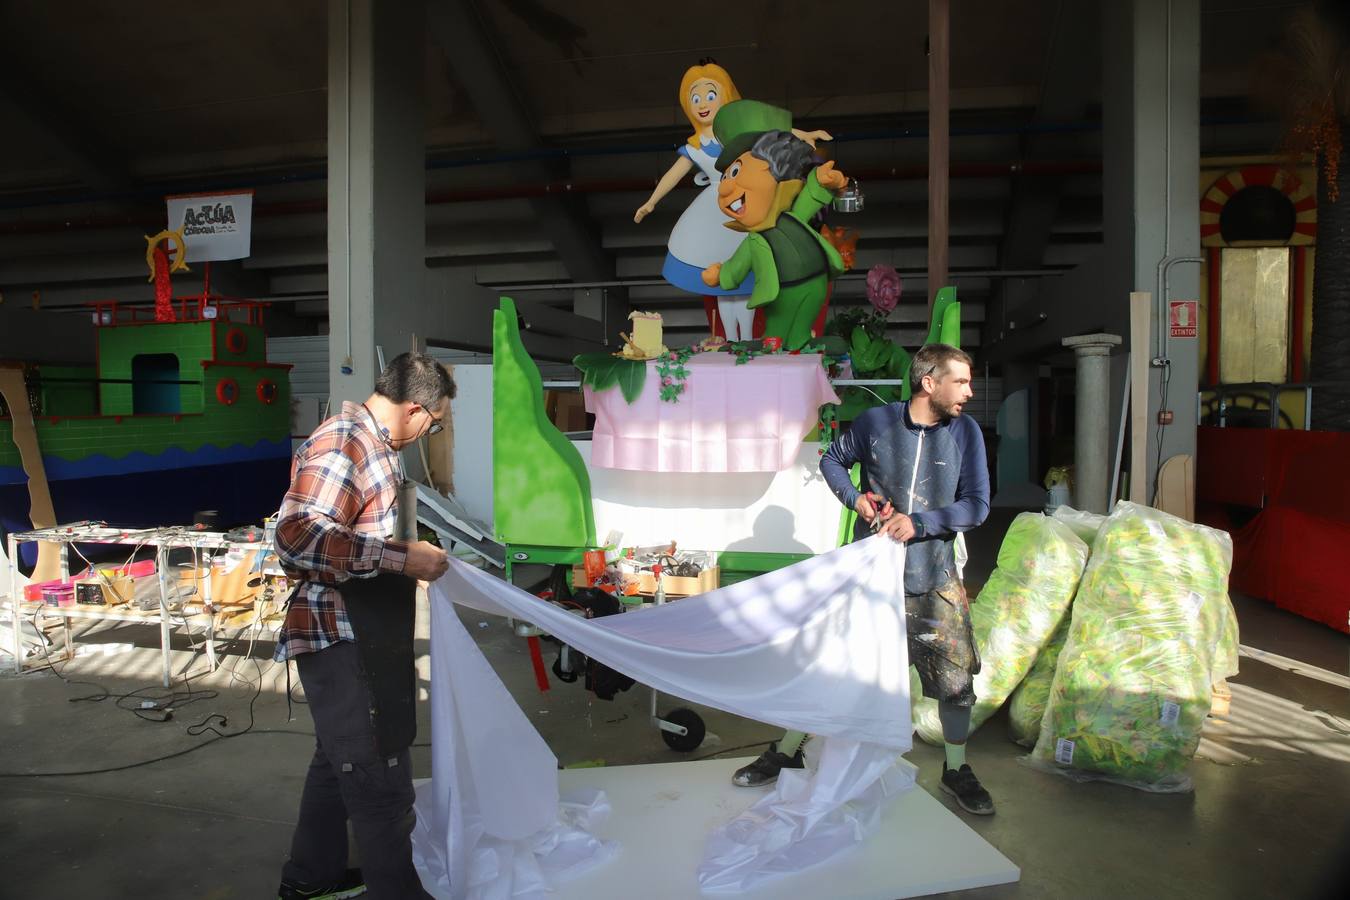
[584,353,840,473]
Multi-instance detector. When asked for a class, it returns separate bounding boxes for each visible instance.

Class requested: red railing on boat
[87,295,269,328]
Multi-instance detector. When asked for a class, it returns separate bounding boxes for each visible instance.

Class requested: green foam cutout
[492,297,596,548]
[926,286,960,347]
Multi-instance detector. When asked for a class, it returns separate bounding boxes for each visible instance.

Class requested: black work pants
[280,640,431,899]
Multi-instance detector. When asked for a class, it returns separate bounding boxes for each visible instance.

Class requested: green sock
[944,741,966,770]
[778,730,807,757]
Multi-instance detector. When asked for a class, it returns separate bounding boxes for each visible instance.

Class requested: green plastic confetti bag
[1052,505,1107,548]
[1211,592,1241,683]
[911,513,1089,745]
[1006,506,1106,747]
[1028,502,1236,792]
[1007,616,1070,747]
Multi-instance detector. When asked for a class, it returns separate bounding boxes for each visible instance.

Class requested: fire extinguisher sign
[1169,300,1198,338]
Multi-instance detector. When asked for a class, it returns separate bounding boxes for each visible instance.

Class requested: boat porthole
[216,377,239,405]
[256,378,277,405]
[224,327,247,355]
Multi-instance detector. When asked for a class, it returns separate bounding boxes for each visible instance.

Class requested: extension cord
[138,700,174,722]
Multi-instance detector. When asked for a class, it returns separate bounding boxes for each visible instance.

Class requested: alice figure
[634,60,829,342]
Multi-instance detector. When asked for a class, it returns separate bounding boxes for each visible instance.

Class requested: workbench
[4,523,283,687]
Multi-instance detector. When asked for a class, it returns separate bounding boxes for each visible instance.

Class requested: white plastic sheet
[413,535,915,897]
[411,595,618,900]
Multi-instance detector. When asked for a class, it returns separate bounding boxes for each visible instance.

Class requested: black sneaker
[940,764,995,815]
[732,740,806,787]
[277,868,367,899]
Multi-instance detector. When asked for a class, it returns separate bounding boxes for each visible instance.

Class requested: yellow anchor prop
[144,228,191,281]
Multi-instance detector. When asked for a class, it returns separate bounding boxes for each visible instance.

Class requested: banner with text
[166,191,253,261]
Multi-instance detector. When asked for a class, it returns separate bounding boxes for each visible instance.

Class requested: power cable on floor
[10,597,287,773]
[37,606,224,724]
[7,611,435,777]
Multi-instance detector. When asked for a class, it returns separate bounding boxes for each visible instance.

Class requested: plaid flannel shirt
[272,402,409,661]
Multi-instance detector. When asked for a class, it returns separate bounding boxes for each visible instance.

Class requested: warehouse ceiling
[0,0,1296,350]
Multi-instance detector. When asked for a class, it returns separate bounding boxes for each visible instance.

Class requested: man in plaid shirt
[274,352,452,900]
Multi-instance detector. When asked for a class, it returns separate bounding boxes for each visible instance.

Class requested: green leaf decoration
[836,387,880,421]
[849,326,871,363]
[885,345,912,380]
[615,359,647,403]
[572,351,615,373]
[573,353,647,404]
[654,346,698,403]
[858,334,891,372]
[804,334,849,357]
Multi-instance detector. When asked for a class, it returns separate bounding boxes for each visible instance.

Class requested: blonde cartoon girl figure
[635,60,829,342]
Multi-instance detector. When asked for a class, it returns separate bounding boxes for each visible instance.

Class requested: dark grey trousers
[281,640,431,899]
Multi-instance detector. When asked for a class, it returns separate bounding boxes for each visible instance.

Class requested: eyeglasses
[418,405,445,436]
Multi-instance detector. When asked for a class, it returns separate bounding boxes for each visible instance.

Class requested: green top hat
[713,99,793,171]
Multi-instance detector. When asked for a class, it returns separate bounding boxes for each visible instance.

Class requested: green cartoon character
[700,100,849,350]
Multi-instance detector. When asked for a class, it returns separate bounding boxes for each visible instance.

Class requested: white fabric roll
[413,534,914,897]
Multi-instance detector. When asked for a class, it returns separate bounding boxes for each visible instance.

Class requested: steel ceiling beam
[426,0,618,287]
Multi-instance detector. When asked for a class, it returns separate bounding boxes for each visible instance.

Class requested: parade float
[0,223,292,571]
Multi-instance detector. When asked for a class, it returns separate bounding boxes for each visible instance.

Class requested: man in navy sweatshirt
[731,343,994,816]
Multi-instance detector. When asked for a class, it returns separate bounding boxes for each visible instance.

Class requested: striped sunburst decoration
[1200,165,1317,246]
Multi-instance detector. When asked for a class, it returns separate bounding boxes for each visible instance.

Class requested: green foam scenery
[927,286,960,346]
[491,297,596,548]
[901,287,960,402]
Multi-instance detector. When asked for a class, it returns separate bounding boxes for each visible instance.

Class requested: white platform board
[553,757,1020,899]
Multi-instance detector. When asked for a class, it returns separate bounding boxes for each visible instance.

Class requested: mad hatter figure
[636,64,830,341]
[700,100,849,350]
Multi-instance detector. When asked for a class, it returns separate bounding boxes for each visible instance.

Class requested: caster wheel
[660,707,706,752]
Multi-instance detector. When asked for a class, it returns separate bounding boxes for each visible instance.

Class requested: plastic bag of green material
[1010,508,1239,748]
[1028,502,1234,792]
[1007,616,1070,747]
[911,513,1089,746]
[1052,506,1107,548]
[1005,507,1108,747]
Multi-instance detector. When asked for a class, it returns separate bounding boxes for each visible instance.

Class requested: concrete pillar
[1064,333,1123,514]
[1102,0,1200,505]
[327,0,426,404]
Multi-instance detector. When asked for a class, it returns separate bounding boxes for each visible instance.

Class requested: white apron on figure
[661,139,754,296]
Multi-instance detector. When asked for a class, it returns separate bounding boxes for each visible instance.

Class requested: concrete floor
[2,514,1348,898]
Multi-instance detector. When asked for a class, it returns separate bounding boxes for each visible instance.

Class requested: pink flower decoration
[866,264,902,314]
[661,377,673,386]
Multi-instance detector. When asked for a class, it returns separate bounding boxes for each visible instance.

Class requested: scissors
[863,492,896,532]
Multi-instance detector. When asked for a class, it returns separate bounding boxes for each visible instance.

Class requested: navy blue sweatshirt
[820,401,990,593]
